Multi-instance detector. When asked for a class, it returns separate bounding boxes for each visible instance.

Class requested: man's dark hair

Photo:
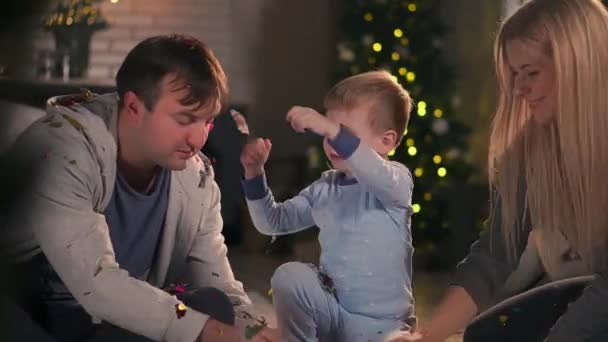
[115,34,228,112]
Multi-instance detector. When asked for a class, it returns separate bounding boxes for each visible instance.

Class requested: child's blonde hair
[323,70,412,145]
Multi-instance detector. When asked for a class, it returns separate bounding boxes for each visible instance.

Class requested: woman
[390,0,608,341]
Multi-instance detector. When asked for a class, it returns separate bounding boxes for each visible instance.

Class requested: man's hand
[286,106,340,139]
[240,138,271,179]
[199,320,279,342]
[199,319,246,342]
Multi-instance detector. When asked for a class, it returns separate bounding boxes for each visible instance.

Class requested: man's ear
[122,91,147,125]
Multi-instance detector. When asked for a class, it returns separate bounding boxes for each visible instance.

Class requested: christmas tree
[331,0,476,257]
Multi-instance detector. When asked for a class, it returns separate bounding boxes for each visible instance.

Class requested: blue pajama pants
[271,261,406,342]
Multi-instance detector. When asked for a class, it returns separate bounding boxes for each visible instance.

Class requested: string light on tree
[437,167,447,177]
[407,146,417,156]
[417,101,427,117]
[406,72,415,82]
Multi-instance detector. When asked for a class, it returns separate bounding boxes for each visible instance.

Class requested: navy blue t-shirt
[104,168,170,279]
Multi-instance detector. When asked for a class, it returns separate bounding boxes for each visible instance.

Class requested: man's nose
[187,124,209,150]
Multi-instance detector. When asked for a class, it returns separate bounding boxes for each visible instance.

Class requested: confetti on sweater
[175,303,187,319]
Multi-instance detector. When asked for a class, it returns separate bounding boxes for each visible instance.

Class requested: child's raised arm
[240,137,316,235]
[329,126,413,210]
[242,174,316,236]
[284,106,412,210]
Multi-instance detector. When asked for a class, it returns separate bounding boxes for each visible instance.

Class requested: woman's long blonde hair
[490,0,608,271]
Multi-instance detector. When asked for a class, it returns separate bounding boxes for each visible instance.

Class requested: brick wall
[29,0,335,162]
[32,0,243,100]
[94,0,232,80]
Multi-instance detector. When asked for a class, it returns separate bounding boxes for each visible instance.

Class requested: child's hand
[384,330,423,342]
[240,138,271,179]
[286,106,340,139]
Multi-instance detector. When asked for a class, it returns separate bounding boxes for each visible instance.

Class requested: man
[1,35,276,342]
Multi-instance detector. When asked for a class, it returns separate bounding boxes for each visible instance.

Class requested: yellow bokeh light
[372,42,382,52]
[433,155,442,164]
[437,167,447,177]
[398,67,407,76]
[406,72,416,82]
[414,168,423,177]
[408,3,417,12]
[434,109,443,118]
[412,203,421,213]
[393,28,403,38]
[390,74,398,82]
[391,52,400,61]
[418,101,427,109]
[408,146,418,156]
[401,37,409,45]
[424,192,432,201]
[364,12,374,22]
[417,108,426,117]
[388,149,396,157]
[406,138,415,147]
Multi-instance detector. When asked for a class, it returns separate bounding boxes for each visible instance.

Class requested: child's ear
[381,129,399,152]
